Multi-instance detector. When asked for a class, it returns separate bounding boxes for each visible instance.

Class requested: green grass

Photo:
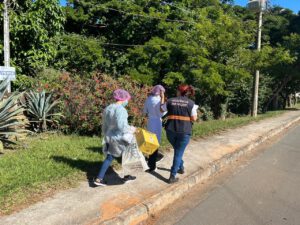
[192,110,285,138]
[0,109,292,214]
[0,134,104,214]
[160,110,286,150]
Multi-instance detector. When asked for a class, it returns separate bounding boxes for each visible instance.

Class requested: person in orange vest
[161,85,198,184]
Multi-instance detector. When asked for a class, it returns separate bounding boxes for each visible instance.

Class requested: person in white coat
[94,89,136,186]
[143,85,166,172]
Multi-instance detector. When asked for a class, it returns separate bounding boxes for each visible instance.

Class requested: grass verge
[192,110,286,138]
[0,109,295,215]
[0,134,104,215]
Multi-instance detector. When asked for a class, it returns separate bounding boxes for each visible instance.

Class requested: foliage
[192,110,285,138]
[40,73,150,135]
[199,106,214,121]
[0,0,65,75]
[23,91,62,132]
[0,134,104,214]
[1,0,299,119]
[0,80,24,144]
[53,34,106,75]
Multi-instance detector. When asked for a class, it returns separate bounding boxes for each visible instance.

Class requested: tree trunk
[272,94,279,110]
[288,94,293,107]
[264,75,292,111]
[211,96,222,119]
[293,93,297,105]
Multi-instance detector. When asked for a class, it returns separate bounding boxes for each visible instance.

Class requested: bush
[0,80,25,145]
[42,73,150,135]
[22,90,62,132]
[199,106,214,121]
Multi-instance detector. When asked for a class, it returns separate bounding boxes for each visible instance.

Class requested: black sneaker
[178,167,185,174]
[122,175,136,183]
[168,175,179,184]
[94,178,107,187]
[156,152,164,162]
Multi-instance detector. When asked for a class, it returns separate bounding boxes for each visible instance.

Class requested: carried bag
[135,128,160,156]
[122,138,149,172]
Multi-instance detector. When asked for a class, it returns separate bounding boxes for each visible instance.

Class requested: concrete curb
[100,115,300,225]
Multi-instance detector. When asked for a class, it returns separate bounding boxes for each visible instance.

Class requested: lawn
[192,110,286,138]
[0,134,104,215]
[0,109,292,214]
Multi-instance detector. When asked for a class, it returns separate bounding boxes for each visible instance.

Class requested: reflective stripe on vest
[168,115,191,121]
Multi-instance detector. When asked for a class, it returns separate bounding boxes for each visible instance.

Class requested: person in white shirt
[143,85,166,172]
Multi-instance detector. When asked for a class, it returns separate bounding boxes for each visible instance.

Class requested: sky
[59,0,300,13]
[235,0,300,13]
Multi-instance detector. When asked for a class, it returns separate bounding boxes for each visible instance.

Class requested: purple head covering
[151,85,165,95]
[113,89,131,101]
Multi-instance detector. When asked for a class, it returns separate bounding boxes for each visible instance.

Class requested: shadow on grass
[86,146,103,153]
[284,107,300,111]
[52,156,124,187]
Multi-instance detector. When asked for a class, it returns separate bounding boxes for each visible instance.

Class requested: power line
[99,5,196,24]
[101,42,170,48]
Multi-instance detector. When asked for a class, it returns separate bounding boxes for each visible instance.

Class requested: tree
[53,34,106,75]
[0,0,65,76]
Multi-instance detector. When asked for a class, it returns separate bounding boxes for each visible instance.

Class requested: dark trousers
[166,130,191,176]
[148,149,158,170]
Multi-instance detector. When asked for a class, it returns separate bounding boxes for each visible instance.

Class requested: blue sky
[235,0,300,13]
[59,0,300,13]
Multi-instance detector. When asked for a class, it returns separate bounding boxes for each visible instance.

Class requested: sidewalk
[1,110,300,225]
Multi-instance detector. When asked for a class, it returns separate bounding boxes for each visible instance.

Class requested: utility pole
[248,0,266,117]
[251,8,263,117]
[3,0,11,93]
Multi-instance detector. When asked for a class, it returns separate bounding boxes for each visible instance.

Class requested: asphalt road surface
[153,124,300,225]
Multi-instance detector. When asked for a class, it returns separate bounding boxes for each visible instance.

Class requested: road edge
[99,114,300,225]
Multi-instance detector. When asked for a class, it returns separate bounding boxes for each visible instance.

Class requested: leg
[166,130,177,149]
[156,150,164,162]
[148,149,158,171]
[180,160,184,169]
[97,154,114,180]
[170,134,190,177]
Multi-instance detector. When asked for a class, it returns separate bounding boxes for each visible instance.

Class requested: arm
[191,104,198,122]
[191,115,198,122]
[116,107,130,133]
[160,91,167,113]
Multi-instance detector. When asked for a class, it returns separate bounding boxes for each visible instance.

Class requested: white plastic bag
[122,138,149,174]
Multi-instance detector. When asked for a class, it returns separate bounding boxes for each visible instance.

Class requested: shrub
[199,106,214,121]
[22,90,62,132]
[0,80,25,144]
[41,73,150,135]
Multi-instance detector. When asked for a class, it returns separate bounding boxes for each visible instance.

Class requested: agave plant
[24,90,62,132]
[0,79,25,144]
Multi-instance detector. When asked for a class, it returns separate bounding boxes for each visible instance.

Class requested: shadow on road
[147,170,169,183]
[157,167,171,172]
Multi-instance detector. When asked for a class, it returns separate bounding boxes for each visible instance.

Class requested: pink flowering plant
[39,73,150,135]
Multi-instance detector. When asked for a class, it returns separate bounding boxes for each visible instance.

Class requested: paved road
[156,125,300,225]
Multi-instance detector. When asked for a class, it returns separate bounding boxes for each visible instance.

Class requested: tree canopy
[0,0,299,117]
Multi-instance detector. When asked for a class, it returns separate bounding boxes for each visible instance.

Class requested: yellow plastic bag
[135,128,160,155]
